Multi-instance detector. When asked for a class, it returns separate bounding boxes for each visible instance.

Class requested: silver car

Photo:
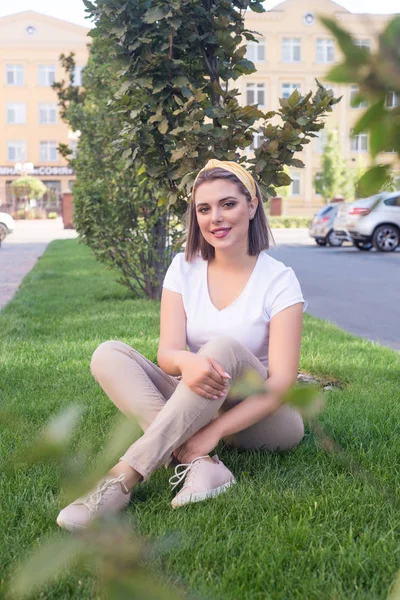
[309,204,347,247]
[334,192,400,252]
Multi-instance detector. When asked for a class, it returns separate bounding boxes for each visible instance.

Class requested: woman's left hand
[173,423,222,464]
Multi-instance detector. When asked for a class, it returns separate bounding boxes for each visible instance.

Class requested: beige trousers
[90,336,304,482]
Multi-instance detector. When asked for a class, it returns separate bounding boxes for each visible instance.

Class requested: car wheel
[327,230,343,247]
[315,239,327,246]
[0,223,8,242]
[372,224,400,252]
[353,241,373,251]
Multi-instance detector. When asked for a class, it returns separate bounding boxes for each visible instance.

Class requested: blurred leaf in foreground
[61,412,141,504]
[4,405,84,472]
[229,368,324,419]
[357,165,394,197]
[283,384,325,419]
[320,14,400,196]
[8,517,192,600]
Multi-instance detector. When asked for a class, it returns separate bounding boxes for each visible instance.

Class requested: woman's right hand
[179,353,231,400]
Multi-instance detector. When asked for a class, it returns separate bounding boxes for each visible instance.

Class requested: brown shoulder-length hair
[184,167,274,262]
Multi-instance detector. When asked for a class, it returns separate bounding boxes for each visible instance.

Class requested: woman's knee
[226,407,304,452]
[199,335,241,359]
[265,408,304,452]
[282,411,304,451]
[90,340,133,379]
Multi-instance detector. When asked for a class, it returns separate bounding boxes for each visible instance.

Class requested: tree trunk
[145,210,169,300]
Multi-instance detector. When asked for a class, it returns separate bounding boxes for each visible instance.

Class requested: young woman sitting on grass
[57,159,308,532]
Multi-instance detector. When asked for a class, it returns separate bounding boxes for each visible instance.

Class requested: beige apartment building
[0,3,399,216]
[0,11,89,213]
[241,0,400,214]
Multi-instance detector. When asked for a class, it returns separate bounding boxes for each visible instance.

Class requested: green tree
[350,155,367,200]
[54,44,183,299]
[82,0,339,204]
[315,128,348,202]
[11,176,47,202]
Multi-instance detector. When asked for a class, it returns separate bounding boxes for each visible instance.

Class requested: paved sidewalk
[269,228,310,248]
[0,219,77,310]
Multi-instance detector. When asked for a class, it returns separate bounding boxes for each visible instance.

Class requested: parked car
[0,212,15,246]
[332,202,357,243]
[309,204,349,247]
[334,192,400,252]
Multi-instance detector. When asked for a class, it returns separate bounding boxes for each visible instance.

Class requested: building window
[7,141,26,162]
[314,129,327,153]
[246,39,265,63]
[38,65,56,86]
[350,85,368,109]
[281,83,301,99]
[39,104,57,124]
[40,141,58,162]
[282,38,301,63]
[42,181,62,208]
[354,39,371,51]
[316,39,335,63]
[72,66,84,86]
[250,133,264,151]
[350,132,368,152]
[6,65,24,86]
[246,83,265,108]
[246,133,264,158]
[68,180,75,191]
[7,103,26,124]
[386,91,399,109]
[290,172,301,196]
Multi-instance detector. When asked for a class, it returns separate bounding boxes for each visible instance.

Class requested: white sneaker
[169,455,236,508]
[56,474,131,532]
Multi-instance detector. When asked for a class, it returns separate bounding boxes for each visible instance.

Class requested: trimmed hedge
[268,216,312,228]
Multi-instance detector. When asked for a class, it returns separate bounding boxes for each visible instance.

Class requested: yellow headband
[193,159,257,200]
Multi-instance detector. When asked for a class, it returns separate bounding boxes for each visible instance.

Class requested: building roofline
[263,0,399,16]
[0,10,91,31]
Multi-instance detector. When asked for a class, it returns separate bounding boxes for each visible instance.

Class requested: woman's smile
[211,228,232,238]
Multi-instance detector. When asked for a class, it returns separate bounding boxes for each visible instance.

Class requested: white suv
[0,212,15,246]
[334,192,400,252]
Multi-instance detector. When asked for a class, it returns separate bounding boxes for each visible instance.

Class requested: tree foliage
[316,129,348,202]
[54,44,183,299]
[11,176,47,201]
[321,15,400,197]
[82,0,339,206]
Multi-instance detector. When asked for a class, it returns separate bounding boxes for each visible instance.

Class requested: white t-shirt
[162,251,308,369]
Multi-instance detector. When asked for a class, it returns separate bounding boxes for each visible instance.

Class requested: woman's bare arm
[157,287,192,376]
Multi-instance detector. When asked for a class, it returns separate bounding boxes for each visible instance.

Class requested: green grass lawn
[1,239,400,600]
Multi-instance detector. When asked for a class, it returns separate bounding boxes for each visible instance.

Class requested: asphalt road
[268,234,400,352]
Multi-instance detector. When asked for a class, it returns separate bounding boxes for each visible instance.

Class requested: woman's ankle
[109,460,142,492]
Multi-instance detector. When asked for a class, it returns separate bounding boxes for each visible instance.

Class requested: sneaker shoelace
[77,474,129,515]
[168,455,210,491]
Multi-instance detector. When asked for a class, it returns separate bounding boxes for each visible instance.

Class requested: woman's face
[194,179,258,251]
